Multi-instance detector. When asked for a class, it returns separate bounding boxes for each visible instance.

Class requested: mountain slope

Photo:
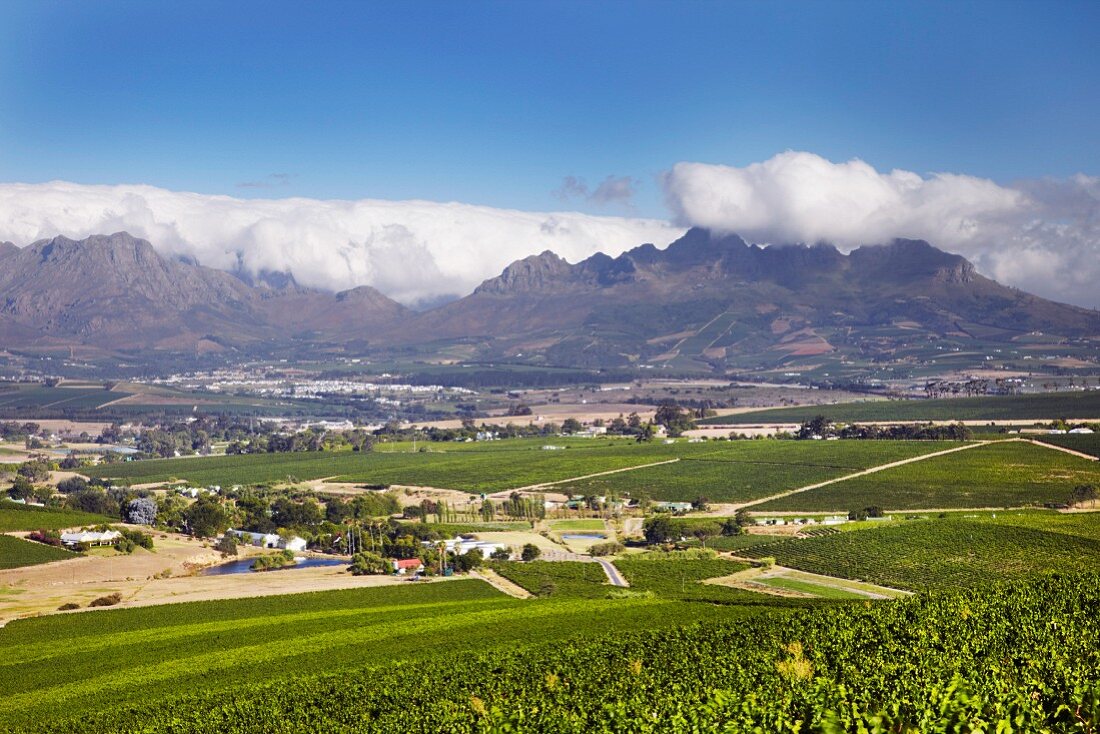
[400,228,1100,371]
[0,232,409,350]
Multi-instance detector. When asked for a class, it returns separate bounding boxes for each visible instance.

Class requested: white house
[60,530,121,547]
[280,536,308,552]
[229,529,282,548]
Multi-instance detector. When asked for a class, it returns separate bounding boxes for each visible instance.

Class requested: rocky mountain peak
[474,250,575,295]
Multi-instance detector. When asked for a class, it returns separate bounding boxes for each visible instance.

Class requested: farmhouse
[228,530,307,551]
[653,501,693,513]
[391,558,424,575]
[60,529,121,547]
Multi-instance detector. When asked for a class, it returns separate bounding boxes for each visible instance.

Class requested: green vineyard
[10,574,1098,732]
[739,514,1100,590]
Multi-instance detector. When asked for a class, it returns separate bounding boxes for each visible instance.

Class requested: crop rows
[82,438,953,497]
[0,577,756,728]
[757,440,1100,511]
[0,535,76,569]
[17,574,1100,732]
[491,561,612,598]
[739,516,1100,591]
[1034,432,1100,458]
[553,440,955,503]
[0,503,113,532]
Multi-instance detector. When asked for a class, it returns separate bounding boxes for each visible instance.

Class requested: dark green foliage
[252,550,296,572]
[348,551,388,575]
[520,543,540,562]
[183,496,228,538]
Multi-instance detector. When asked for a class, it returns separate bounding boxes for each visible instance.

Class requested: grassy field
[550,440,957,503]
[0,577,777,729]
[0,502,113,532]
[755,441,1100,511]
[753,576,867,600]
[82,438,957,499]
[0,535,77,569]
[700,390,1100,424]
[739,512,1100,591]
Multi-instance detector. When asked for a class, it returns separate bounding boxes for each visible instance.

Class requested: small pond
[202,556,348,576]
[561,534,607,541]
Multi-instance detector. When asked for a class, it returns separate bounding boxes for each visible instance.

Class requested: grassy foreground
[0,577,782,729]
[10,574,1099,732]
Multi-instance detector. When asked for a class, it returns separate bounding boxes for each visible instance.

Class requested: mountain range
[1,229,1097,374]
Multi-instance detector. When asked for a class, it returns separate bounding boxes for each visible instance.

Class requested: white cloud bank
[665,151,1100,308]
[2,153,1098,310]
[0,182,683,306]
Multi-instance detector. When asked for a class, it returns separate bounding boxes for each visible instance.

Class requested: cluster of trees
[1070,484,1098,508]
[642,510,753,546]
[795,416,972,441]
[848,506,885,521]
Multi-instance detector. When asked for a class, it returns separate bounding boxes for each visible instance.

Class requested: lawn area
[699,390,1100,424]
[0,535,77,569]
[755,441,1100,511]
[753,577,867,600]
[555,440,959,503]
[547,519,606,532]
[738,514,1100,591]
[0,502,113,532]
[612,555,792,605]
[0,577,775,729]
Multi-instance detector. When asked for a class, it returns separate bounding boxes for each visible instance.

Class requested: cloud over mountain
[664,151,1100,308]
[0,182,682,306]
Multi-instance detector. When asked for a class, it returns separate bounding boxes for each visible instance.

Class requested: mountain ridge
[0,228,1096,374]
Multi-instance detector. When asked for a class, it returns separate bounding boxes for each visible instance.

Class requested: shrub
[521,543,541,562]
[89,592,122,607]
[348,551,388,575]
[27,529,63,547]
[589,541,625,557]
[252,550,296,572]
[57,602,81,611]
[215,534,238,556]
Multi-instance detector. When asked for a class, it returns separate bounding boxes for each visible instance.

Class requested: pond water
[561,534,607,541]
[202,556,348,576]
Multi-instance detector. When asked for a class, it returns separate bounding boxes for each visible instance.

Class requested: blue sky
[1,0,1097,218]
